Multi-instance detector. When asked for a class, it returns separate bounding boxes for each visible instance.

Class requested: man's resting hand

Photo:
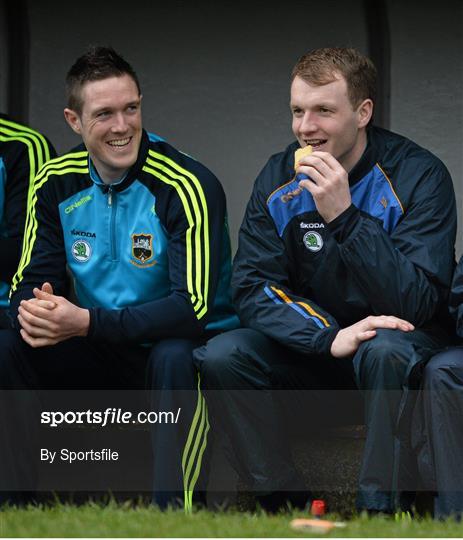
[330,315,414,358]
[17,282,90,348]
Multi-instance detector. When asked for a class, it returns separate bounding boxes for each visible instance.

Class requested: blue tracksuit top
[10,130,238,343]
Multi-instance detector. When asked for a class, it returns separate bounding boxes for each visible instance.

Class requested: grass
[1,503,463,537]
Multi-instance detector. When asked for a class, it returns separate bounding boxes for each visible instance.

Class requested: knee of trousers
[147,338,197,387]
[422,347,463,391]
[193,328,270,388]
[0,329,29,388]
[353,328,415,390]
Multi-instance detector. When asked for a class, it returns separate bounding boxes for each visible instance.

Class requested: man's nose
[299,112,317,133]
[111,112,128,132]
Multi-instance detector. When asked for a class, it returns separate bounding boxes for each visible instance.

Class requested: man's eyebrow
[91,99,140,115]
[290,101,338,109]
[91,106,112,116]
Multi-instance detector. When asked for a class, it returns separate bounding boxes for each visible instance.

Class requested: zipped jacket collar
[346,126,382,187]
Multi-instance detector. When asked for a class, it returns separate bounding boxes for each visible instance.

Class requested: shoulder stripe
[0,121,58,296]
[143,148,210,320]
[0,117,52,168]
[34,157,88,184]
[265,285,330,328]
[266,178,295,205]
[143,161,200,310]
[10,162,89,294]
[149,150,211,317]
[38,151,88,168]
[375,163,404,214]
[18,158,89,284]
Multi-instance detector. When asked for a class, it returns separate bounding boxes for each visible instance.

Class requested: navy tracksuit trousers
[412,346,463,519]
[0,309,11,330]
[0,329,208,510]
[194,326,447,513]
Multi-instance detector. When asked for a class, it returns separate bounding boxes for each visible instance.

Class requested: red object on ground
[311,499,326,517]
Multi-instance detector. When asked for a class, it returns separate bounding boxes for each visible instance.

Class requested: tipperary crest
[132,233,153,264]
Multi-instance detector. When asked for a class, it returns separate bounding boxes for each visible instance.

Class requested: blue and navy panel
[267,164,404,237]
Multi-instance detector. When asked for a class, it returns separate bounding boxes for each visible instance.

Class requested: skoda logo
[303,231,323,252]
[72,239,92,263]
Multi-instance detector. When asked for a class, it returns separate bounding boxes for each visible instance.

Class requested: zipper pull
[108,187,113,206]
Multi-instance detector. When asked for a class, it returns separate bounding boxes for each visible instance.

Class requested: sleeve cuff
[311,326,340,356]
[86,307,98,340]
[327,204,360,243]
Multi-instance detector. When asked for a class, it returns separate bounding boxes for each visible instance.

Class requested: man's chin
[108,152,137,169]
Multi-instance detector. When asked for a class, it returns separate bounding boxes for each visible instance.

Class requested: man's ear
[64,108,82,135]
[357,99,373,128]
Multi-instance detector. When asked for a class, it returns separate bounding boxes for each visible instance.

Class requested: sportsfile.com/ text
[40,407,182,428]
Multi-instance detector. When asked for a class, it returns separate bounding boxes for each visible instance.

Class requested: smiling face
[64,74,142,183]
[290,74,372,173]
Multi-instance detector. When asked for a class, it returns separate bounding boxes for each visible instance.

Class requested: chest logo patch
[72,239,92,263]
[131,233,156,267]
[303,231,323,252]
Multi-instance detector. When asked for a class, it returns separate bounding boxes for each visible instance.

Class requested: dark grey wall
[7,0,463,251]
[389,0,463,255]
[27,0,367,248]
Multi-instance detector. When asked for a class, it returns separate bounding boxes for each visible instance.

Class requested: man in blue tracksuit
[0,46,238,509]
[0,115,56,327]
[194,47,456,513]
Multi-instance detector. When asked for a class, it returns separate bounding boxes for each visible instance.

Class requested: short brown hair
[291,47,377,109]
[65,46,141,115]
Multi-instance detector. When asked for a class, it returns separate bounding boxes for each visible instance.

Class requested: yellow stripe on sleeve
[148,151,210,318]
[10,156,89,294]
[144,151,210,321]
[271,286,330,328]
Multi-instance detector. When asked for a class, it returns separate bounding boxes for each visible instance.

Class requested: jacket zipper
[108,187,118,260]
